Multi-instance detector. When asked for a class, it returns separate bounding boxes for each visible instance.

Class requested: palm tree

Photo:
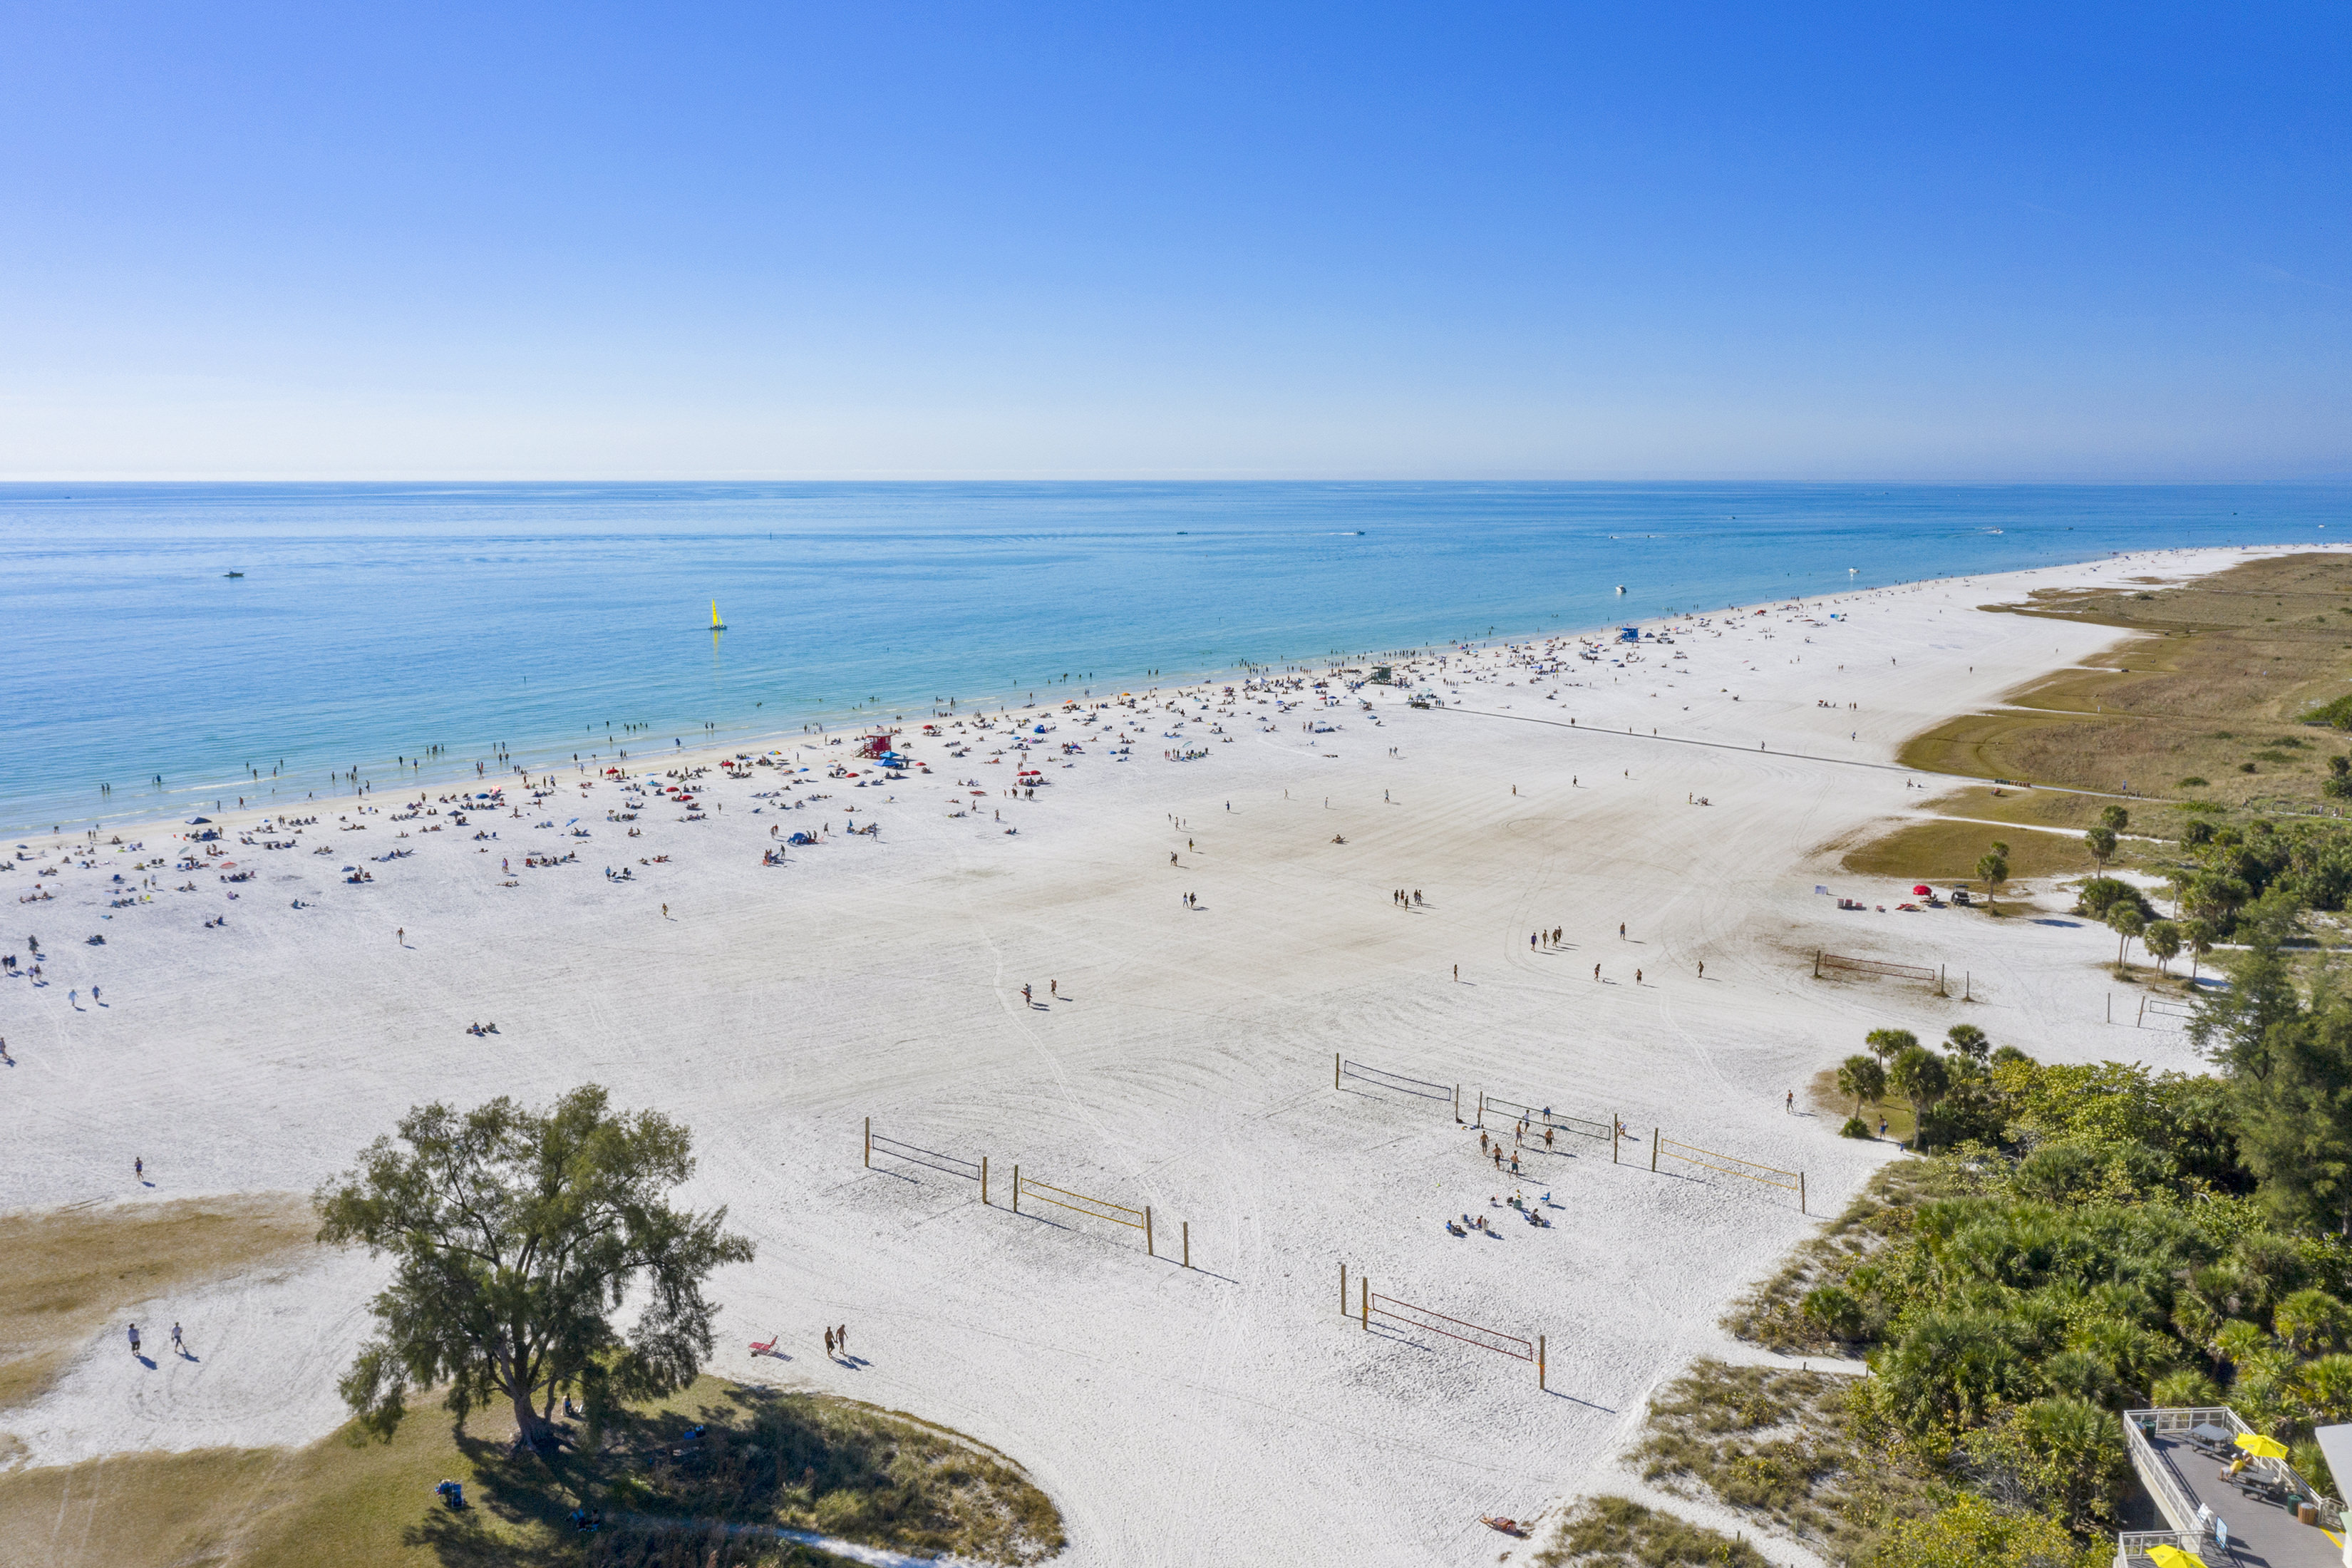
[2276,1289,2351,1355]
[2163,865,2192,918]
[2108,904,2146,972]
[2143,919,2181,976]
[1945,1023,1989,1064]
[2100,804,2130,834]
[1836,1053,1885,1120]
[2084,826,2117,870]
[2296,1353,2352,1424]
[1864,1027,1918,1069]
[1976,850,2010,911]
[1888,1044,1950,1148]
[2182,917,2214,982]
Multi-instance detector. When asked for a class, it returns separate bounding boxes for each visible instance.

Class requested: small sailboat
[225,571,244,578]
[711,599,726,631]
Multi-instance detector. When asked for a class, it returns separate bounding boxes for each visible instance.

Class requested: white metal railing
[2115,1530,2210,1567]
[2123,1411,2207,1533]
[2123,1406,2345,1537]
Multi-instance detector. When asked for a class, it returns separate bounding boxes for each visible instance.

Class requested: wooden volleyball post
[1612,1114,1619,1164]
[1360,1276,1368,1331]
[981,1155,989,1205]
[1799,1171,1807,1216]
[1454,1083,1462,1123]
[1182,1221,1190,1269]
[1340,1262,1347,1316]
[1334,1052,1341,1089]
[863,1116,870,1168]
[1145,1205,1154,1257]
[1012,1164,1020,1214]
[1539,1334,1547,1391]
[1651,1128,1660,1172]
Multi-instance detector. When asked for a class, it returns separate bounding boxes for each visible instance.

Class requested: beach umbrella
[2144,1547,2201,1568]
[1912,884,1931,895]
[2236,1433,2290,1460]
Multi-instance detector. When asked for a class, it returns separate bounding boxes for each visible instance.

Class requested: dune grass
[1894,552,2352,809]
[0,1373,1061,1568]
[1632,1359,1936,1564]
[1721,1160,1951,1355]
[0,1194,318,1415]
[1532,1496,1770,1567]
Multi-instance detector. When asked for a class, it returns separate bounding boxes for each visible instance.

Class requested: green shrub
[1802,1284,1866,1341]
[2301,694,2352,730]
[1872,1494,2098,1567]
[1842,1116,1873,1140]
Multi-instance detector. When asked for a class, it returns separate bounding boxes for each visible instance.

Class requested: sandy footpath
[0,545,2323,1565]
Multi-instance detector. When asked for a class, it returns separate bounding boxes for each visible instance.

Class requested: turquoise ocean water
[3,481,2345,835]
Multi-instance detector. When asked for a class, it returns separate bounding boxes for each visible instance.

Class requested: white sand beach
[0,545,2320,1565]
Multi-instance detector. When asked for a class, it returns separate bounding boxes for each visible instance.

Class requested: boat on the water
[225,571,244,577]
[711,598,725,630]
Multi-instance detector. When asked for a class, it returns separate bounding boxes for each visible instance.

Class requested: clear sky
[3,3,2347,480]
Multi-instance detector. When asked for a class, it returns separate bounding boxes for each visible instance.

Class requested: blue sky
[2,3,2346,480]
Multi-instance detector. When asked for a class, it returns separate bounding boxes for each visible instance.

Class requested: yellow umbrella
[2236,1432,2291,1460]
[2145,1547,2202,1568]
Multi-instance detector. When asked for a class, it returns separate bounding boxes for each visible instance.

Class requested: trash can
[2299,1500,2317,1525]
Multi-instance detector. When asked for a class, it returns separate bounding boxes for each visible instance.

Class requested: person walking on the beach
[661,904,669,918]
[1635,968,1642,984]
[825,1327,835,1357]
[1619,922,1626,939]
[127,1323,140,1358]
[1785,1090,1794,1114]
[1453,964,1459,981]
[397,927,403,944]
[1022,984,1032,1006]
[837,1324,847,1355]
[1697,960,1704,979]
[172,1322,184,1356]
[1593,963,1601,981]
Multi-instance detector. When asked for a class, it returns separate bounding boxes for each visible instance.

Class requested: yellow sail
[711,598,725,630]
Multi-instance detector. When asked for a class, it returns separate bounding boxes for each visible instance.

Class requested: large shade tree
[315,1083,754,1448]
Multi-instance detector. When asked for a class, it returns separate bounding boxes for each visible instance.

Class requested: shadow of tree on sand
[404,1381,1061,1567]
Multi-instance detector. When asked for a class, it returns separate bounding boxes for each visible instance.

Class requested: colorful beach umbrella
[2235,1432,2290,1459]
[2144,1547,2201,1568]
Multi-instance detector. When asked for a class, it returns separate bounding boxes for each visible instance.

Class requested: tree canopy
[314,1083,754,1446]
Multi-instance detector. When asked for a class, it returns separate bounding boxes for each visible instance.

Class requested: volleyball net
[1480,1094,1609,1143]
[866,1128,981,1182]
[1338,1056,1453,1102]
[1654,1133,1804,1209]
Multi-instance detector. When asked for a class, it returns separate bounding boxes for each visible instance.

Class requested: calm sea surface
[3,481,2345,834]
